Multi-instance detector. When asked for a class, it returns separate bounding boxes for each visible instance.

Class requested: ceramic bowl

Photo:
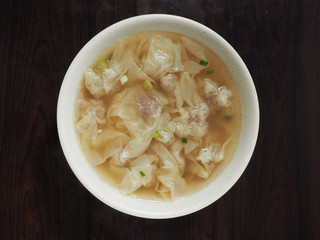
[57,14,259,219]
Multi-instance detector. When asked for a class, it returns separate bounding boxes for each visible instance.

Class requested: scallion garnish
[203,166,210,173]
[181,138,187,144]
[94,60,107,73]
[206,70,214,75]
[143,79,153,90]
[120,75,128,85]
[153,131,159,139]
[224,115,233,120]
[140,171,145,177]
[107,54,113,61]
[181,172,186,178]
[200,59,208,66]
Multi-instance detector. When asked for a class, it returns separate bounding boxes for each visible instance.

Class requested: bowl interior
[57,14,259,219]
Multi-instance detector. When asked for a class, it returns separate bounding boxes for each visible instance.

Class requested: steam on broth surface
[74,31,242,201]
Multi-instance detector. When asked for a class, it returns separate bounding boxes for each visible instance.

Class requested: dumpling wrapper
[119,154,158,195]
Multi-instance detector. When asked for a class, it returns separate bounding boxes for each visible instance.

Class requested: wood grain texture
[1,0,319,239]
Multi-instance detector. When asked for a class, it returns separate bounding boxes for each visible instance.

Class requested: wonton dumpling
[102,41,134,93]
[152,142,187,200]
[152,142,181,174]
[75,99,130,166]
[182,60,206,75]
[203,79,233,109]
[75,99,107,124]
[160,73,178,93]
[155,113,175,144]
[160,74,184,109]
[119,154,158,194]
[77,116,130,166]
[196,143,221,165]
[75,99,106,133]
[126,59,153,83]
[143,35,184,78]
[171,140,185,170]
[107,86,168,163]
[89,130,130,166]
[180,72,202,107]
[186,155,211,179]
[84,69,105,98]
[156,174,187,200]
[107,86,168,137]
[119,131,154,164]
[181,36,205,60]
[171,103,209,139]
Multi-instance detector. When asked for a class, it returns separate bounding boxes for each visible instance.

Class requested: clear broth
[76,31,242,201]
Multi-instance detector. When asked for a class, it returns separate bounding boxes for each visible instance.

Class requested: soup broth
[74,31,242,201]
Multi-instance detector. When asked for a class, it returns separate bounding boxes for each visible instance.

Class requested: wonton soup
[74,31,242,201]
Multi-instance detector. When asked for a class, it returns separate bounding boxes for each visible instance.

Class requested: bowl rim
[57,14,259,219]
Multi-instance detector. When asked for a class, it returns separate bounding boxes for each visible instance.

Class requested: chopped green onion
[206,70,214,75]
[120,75,128,85]
[200,59,208,66]
[203,166,210,173]
[140,171,145,177]
[181,172,186,178]
[107,54,113,61]
[224,115,233,120]
[181,138,187,144]
[143,79,153,90]
[94,60,107,73]
[153,131,159,139]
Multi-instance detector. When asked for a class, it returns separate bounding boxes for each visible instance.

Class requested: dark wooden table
[1,0,319,239]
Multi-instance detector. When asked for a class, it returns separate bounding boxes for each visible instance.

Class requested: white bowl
[57,14,259,219]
